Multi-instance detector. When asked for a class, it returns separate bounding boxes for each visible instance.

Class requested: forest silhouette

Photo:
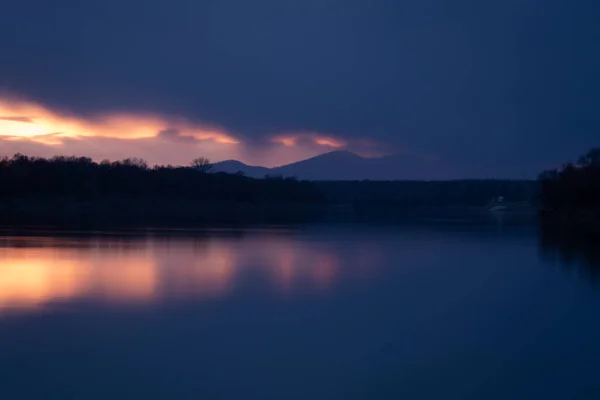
[0,153,543,226]
[539,148,600,224]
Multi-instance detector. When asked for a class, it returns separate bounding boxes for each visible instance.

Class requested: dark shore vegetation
[316,180,535,208]
[0,154,326,226]
[0,153,537,227]
[539,148,600,225]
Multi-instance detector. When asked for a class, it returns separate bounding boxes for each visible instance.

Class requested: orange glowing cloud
[313,136,346,148]
[272,136,298,147]
[271,132,347,149]
[0,95,377,168]
[0,97,239,146]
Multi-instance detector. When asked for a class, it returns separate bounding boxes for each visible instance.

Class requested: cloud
[0,96,247,164]
[157,129,197,144]
[0,97,239,145]
[271,132,347,149]
[268,131,396,159]
[0,0,599,177]
[0,96,387,167]
[0,116,33,123]
[0,135,243,167]
[1,132,65,145]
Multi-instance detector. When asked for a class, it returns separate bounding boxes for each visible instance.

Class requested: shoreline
[0,199,538,229]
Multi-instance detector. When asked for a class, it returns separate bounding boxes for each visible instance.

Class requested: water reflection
[0,231,375,313]
[538,227,600,282]
[0,242,158,310]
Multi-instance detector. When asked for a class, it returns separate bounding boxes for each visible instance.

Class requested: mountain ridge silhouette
[212,150,457,180]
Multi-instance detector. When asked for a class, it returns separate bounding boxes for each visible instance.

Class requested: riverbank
[0,199,331,227]
[0,198,538,229]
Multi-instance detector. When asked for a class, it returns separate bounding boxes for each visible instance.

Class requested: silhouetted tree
[121,157,148,169]
[577,147,600,168]
[191,157,213,173]
[539,147,600,221]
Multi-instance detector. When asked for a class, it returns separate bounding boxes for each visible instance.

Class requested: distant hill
[212,150,459,180]
[211,160,270,177]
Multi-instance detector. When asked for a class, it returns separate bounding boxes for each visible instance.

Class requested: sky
[0,0,598,177]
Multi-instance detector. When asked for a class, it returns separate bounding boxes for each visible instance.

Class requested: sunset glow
[0,97,364,167]
[271,133,347,149]
[0,98,239,146]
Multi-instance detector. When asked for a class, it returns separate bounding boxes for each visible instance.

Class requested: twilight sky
[0,0,598,177]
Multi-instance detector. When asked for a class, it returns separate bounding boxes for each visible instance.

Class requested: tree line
[316,179,535,208]
[0,154,325,204]
[0,153,540,207]
[0,152,548,226]
[538,148,600,219]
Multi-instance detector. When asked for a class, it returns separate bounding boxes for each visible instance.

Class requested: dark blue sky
[0,0,598,177]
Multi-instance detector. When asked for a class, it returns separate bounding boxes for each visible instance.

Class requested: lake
[0,223,599,399]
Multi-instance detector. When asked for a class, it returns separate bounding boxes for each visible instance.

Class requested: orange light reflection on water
[0,234,379,314]
[0,245,158,310]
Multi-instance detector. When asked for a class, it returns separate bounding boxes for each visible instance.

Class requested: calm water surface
[0,224,599,399]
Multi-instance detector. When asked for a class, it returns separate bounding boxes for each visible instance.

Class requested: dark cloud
[0,117,33,123]
[157,129,197,144]
[0,0,599,177]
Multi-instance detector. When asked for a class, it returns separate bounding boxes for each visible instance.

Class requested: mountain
[210,160,270,178]
[212,150,459,180]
